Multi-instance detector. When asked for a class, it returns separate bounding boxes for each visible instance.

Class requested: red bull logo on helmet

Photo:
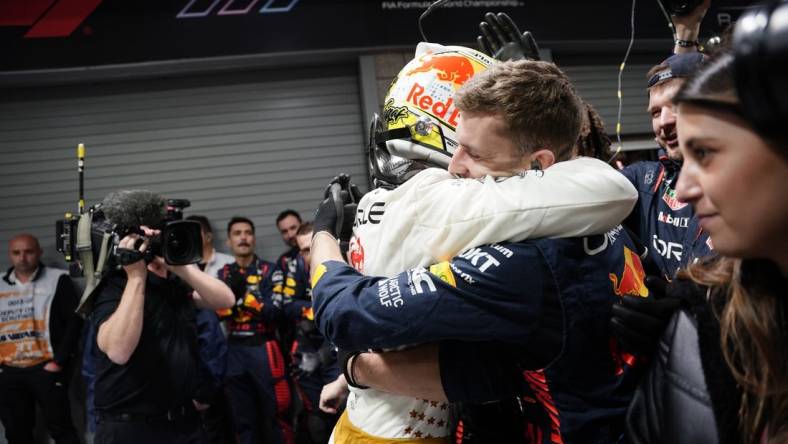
[406,82,461,128]
[609,247,649,298]
[406,54,476,84]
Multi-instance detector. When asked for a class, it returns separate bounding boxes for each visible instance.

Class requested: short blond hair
[454,60,583,161]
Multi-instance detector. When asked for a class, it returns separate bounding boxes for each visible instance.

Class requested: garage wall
[563,63,655,141]
[0,65,367,271]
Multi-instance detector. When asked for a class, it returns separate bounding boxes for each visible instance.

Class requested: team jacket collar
[3,264,45,285]
[657,149,682,174]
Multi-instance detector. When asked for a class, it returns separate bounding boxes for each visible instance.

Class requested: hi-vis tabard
[0,267,66,367]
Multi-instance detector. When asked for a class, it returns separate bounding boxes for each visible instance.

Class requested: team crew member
[312,60,645,443]
[91,192,234,443]
[627,9,788,437]
[217,216,293,444]
[186,215,234,278]
[0,234,82,444]
[273,209,308,302]
[272,210,309,358]
[285,222,342,443]
[621,0,713,278]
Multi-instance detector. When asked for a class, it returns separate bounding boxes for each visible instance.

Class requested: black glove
[313,174,363,243]
[477,12,541,62]
[611,276,683,356]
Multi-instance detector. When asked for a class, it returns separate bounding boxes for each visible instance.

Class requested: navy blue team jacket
[622,151,712,278]
[312,227,648,443]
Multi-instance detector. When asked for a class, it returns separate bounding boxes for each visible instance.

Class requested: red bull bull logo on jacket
[609,247,649,298]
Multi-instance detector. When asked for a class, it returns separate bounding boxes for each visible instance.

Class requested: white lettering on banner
[377,279,404,308]
[458,248,500,273]
[652,236,683,261]
[382,1,524,9]
[657,211,689,228]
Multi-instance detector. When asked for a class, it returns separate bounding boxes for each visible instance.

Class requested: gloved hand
[611,276,683,356]
[313,174,363,243]
[477,12,541,62]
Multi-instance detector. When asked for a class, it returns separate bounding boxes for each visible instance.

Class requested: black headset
[733,0,788,140]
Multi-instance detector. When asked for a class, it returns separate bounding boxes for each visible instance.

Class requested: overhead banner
[1,0,753,71]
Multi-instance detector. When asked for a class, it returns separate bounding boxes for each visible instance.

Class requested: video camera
[56,196,203,270]
[56,191,203,316]
[53,145,204,316]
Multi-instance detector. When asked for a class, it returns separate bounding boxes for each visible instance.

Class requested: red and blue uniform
[621,150,714,279]
[274,252,341,442]
[273,248,309,352]
[217,257,293,444]
[312,227,647,443]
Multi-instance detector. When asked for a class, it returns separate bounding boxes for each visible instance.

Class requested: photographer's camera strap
[75,211,112,316]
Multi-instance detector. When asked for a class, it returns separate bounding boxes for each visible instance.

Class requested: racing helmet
[369,43,495,187]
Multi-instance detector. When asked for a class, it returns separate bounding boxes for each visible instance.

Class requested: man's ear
[529,149,556,170]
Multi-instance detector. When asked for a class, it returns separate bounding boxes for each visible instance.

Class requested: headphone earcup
[733,1,788,137]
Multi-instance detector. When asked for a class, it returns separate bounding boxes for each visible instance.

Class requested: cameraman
[92,225,233,443]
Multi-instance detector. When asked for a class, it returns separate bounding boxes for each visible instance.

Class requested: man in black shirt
[91,226,234,443]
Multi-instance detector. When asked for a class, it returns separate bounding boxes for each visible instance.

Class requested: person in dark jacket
[620,0,713,278]
[217,216,293,444]
[625,12,788,441]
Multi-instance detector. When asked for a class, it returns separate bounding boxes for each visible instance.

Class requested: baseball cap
[647,52,705,88]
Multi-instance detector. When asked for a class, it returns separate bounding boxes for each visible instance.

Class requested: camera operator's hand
[611,276,683,356]
[314,174,363,243]
[672,0,710,54]
[477,12,541,62]
[117,231,150,279]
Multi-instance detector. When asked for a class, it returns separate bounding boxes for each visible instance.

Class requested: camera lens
[167,231,187,257]
[161,220,203,265]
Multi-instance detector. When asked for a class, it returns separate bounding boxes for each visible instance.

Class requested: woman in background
[626,47,787,444]
[673,48,787,442]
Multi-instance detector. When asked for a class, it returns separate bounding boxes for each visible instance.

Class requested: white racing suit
[330,157,638,442]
